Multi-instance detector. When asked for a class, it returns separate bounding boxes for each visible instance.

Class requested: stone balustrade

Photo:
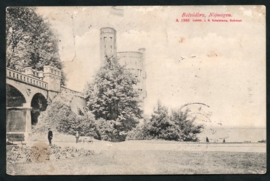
[6,68,48,90]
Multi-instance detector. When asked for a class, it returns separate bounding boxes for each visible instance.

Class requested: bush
[95,118,126,142]
[6,144,93,164]
[56,111,97,138]
[126,123,153,140]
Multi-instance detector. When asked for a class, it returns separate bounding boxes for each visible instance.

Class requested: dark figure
[223,139,226,143]
[75,131,80,143]
[206,137,209,143]
[48,128,53,146]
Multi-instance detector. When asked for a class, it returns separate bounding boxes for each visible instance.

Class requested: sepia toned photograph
[6,6,266,175]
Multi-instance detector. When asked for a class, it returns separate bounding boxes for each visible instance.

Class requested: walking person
[48,128,53,146]
[75,131,80,143]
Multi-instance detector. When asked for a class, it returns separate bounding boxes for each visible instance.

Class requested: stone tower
[43,65,61,92]
[117,49,147,101]
[100,27,117,66]
[100,27,147,112]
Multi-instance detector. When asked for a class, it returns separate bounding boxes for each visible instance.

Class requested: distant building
[100,27,147,109]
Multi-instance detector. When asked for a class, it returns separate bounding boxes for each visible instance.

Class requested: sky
[36,6,266,128]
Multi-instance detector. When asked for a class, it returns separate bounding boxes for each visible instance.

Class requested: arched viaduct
[6,66,83,141]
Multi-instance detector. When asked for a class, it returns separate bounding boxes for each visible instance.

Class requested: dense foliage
[127,102,204,142]
[6,7,66,85]
[34,92,203,142]
[170,108,204,141]
[84,56,142,141]
[36,92,97,138]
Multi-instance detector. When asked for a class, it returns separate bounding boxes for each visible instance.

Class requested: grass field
[7,141,266,175]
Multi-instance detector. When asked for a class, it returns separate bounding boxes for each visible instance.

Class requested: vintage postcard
[6,6,266,175]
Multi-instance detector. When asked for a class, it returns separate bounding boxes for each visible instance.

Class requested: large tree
[147,101,180,140]
[6,7,66,85]
[170,108,204,141]
[84,56,142,141]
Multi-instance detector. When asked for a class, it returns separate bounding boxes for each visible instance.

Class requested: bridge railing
[6,68,48,90]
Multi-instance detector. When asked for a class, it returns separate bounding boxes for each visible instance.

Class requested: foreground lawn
[7,150,266,175]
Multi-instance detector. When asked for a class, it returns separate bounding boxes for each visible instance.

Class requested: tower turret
[100,27,117,66]
[43,66,61,92]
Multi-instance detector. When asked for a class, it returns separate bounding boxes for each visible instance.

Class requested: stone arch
[30,93,48,125]
[29,90,47,103]
[6,84,27,107]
